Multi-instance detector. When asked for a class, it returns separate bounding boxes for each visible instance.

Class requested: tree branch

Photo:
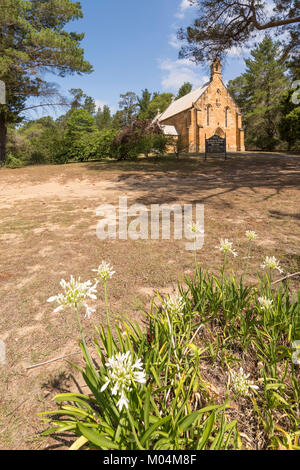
[22,102,69,111]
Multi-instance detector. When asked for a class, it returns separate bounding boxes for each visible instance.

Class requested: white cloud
[159,58,209,91]
[175,0,195,19]
[168,33,181,49]
[227,24,290,59]
[95,99,106,111]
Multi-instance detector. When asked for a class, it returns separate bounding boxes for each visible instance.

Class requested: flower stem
[242,241,252,281]
[75,305,87,348]
[104,280,110,326]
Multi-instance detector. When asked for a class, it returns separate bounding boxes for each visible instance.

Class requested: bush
[113,120,166,160]
[4,153,24,168]
[97,129,117,159]
[65,132,101,162]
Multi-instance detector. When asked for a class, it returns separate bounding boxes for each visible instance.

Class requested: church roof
[160,124,179,136]
[159,82,210,121]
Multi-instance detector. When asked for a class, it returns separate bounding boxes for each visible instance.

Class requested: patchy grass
[0,152,299,449]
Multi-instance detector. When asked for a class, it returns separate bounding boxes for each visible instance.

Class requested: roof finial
[211,58,222,80]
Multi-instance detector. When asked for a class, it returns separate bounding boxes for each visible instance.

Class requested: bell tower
[211,59,222,81]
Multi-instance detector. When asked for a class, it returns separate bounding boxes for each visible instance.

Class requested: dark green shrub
[4,153,24,168]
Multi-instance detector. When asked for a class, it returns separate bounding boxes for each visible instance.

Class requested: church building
[157,60,245,153]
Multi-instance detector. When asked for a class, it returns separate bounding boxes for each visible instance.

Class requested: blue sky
[35,0,250,118]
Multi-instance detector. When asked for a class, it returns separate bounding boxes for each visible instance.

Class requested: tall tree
[95,105,112,130]
[69,89,85,110]
[0,0,92,163]
[83,96,96,115]
[137,89,152,119]
[178,1,300,64]
[118,92,138,127]
[66,109,97,140]
[228,36,289,150]
[176,82,193,100]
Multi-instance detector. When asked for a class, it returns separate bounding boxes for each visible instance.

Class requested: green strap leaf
[77,423,119,450]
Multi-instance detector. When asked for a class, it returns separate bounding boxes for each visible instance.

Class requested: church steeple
[211,59,222,80]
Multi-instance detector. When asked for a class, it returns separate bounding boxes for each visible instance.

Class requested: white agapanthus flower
[246,231,258,241]
[187,222,204,236]
[47,276,98,313]
[101,351,146,411]
[216,238,238,257]
[261,256,283,274]
[258,296,273,311]
[230,367,259,397]
[92,261,115,281]
[162,295,186,316]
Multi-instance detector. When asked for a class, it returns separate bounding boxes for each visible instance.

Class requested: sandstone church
[156,60,245,153]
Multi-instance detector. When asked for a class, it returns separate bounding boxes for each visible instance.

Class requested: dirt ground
[0,152,299,449]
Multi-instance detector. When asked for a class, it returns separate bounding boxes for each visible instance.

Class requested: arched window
[225,107,229,128]
[207,106,210,126]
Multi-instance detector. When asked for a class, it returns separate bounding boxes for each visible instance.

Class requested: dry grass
[0,152,299,449]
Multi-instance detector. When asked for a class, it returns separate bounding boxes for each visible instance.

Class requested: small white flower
[92,261,115,281]
[84,305,96,319]
[246,231,258,241]
[47,276,97,313]
[230,367,259,397]
[258,296,273,311]
[187,222,204,237]
[161,295,186,316]
[100,351,146,411]
[261,256,283,274]
[216,238,238,257]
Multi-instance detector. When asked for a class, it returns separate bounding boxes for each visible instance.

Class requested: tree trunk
[0,112,7,166]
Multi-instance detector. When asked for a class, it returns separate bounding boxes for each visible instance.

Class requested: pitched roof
[160,124,179,136]
[159,82,210,121]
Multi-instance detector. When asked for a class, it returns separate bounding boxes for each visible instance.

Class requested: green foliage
[64,128,117,162]
[228,36,289,151]
[66,109,97,139]
[279,90,300,150]
[97,129,117,159]
[176,82,193,100]
[95,105,112,131]
[4,153,23,168]
[137,89,152,119]
[118,92,139,127]
[64,132,99,162]
[147,93,174,119]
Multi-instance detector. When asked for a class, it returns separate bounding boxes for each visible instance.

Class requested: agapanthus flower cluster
[258,296,273,311]
[47,276,97,317]
[261,256,283,274]
[162,295,186,316]
[92,261,115,281]
[230,367,259,397]
[216,239,238,257]
[101,351,146,411]
[245,231,258,241]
